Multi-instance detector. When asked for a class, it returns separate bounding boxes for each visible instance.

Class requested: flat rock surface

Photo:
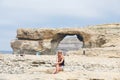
[0,54,119,80]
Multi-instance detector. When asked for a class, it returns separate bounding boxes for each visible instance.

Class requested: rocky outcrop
[11,28,92,55]
[11,23,120,55]
[66,47,120,58]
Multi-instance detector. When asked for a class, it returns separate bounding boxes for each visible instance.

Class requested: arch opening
[51,33,84,54]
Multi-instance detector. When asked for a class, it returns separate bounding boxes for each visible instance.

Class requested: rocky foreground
[0,54,120,80]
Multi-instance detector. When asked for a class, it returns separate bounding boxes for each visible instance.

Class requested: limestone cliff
[11,23,120,55]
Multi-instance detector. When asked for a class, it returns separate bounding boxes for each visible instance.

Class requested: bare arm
[58,56,64,64]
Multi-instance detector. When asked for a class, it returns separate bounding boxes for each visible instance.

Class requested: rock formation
[11,23,120,55]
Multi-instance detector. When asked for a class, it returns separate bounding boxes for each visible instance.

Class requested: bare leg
[53,64,60,74]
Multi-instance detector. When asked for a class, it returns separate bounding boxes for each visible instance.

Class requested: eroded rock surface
[0,54,119,80]
[11,24,120,55]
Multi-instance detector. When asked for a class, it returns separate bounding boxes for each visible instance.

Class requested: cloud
[1,0,120,18]
[0,0,120,27]
[0,0,120,51]
[0,0,119,28]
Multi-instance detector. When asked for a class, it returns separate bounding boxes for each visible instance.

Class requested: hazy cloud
[1,0,120,18]
[0,0,120,50]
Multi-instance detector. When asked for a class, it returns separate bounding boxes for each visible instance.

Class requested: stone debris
[0,54,119,80]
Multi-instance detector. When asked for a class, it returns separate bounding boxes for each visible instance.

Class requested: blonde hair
[57,50,64,56]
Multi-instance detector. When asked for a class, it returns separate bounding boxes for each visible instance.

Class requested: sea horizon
[0,51,12,54]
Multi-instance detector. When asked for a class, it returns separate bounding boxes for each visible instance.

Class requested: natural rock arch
[11,28,93,55]
[11,24,120,55]
[50,33,87,54]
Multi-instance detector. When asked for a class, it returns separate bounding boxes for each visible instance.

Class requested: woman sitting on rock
[53,50,65,74]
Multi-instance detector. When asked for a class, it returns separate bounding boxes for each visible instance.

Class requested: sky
[0,0,120,51]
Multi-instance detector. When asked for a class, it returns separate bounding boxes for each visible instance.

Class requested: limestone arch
[51,33,86,54]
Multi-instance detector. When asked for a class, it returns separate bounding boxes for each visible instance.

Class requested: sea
[0,51,12,54]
